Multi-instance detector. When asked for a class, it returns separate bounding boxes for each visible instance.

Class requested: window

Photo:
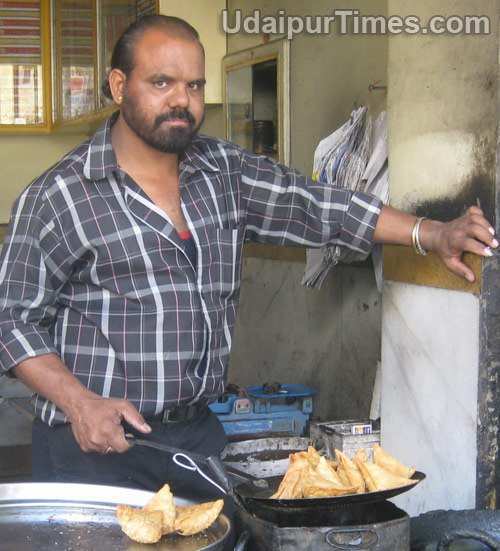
[55,0,96,120]
[0,0,47,127]
[223,39,290,165]
[98,0,136,109]
[0,0,157,133]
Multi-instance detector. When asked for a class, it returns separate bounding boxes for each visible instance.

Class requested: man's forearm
[13,354,94,419]
[373,205,443,251]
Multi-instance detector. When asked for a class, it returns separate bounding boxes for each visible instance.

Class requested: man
[0,15,496,497]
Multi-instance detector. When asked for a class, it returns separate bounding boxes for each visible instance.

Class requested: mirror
[223,39,302,261]
[223,39,290,165]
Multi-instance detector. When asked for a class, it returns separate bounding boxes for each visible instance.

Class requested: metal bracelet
[412,216,428,256]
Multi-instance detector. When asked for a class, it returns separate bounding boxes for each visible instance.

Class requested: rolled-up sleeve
[240,151,382,253]
[0,182,70,374]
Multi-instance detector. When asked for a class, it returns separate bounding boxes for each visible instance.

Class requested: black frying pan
[236,472,426,514]
[125,435,425,519]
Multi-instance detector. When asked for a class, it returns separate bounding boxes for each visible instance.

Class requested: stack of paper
[302,109,389,290]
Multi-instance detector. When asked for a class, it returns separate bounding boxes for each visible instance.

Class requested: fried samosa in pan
[373,444,416,479]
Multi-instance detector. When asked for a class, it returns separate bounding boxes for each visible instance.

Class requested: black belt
[147,401,209,424]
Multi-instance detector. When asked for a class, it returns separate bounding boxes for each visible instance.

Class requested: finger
[469,214,497,239]
[445,257,475,283]
[70,423,101,453]
[81,438,102,453]
[94,421,122,454]
[83,415,123,453]
[462,237,493,258]
[466,223,497,248]
[119,401,152,434]
[107,424,130,454]
[467,206,483,217]
[88,434,112,453]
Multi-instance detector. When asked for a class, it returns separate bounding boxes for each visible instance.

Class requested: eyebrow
[149,73,206,86]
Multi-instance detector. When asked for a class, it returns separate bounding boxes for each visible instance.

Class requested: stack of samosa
[271,443,417,500]
[116,483,223,544]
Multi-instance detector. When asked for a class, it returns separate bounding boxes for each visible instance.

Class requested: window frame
[0,0,158,134]
[0,1,53,134]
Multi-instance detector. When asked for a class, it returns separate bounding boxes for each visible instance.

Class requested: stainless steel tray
[0,483,230,550]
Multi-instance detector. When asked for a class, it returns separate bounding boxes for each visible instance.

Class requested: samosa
[302,463,357,498]
[335,449,365,493]
[373,444,416,479]
[355,459,417,492]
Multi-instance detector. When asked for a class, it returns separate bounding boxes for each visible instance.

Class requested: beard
[120,94,204,154]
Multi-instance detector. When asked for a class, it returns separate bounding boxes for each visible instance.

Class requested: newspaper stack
[302,108,389,290]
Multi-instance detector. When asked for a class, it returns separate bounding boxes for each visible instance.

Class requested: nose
[167,82,189,109]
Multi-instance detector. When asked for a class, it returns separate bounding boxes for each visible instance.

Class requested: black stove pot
[411,509,500,550]
[235,500,410,551]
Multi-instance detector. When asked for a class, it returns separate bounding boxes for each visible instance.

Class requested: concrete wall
[230,259,381,420]
[383,0,498,515]
[383,283,480,515]
[224,0,388,420]
[0,131,91,222]
[201,103,226,138]
[388,2,497,217]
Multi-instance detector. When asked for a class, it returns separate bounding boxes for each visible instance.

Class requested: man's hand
[14,354,151,453]
[13,354,152,455]
[421,206,498,283]
[65,394,152,455]
[375,205,497,283]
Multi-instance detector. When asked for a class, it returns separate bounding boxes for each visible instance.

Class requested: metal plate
[0,483,230,551]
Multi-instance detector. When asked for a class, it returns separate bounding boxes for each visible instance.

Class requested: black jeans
[31,407,227,499]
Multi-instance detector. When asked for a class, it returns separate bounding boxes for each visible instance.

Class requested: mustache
[154,110,195,130]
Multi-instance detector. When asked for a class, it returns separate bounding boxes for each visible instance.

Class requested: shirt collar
[179,141,220,174]
[83,111,119,181]
[83,112,220,181]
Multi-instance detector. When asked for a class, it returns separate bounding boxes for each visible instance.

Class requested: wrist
[418,218,444,253]
[60,385,96,422]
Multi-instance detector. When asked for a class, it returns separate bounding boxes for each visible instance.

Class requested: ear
[108,68,127,105]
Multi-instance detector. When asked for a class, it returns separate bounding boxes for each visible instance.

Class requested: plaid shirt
[0,115,381,425]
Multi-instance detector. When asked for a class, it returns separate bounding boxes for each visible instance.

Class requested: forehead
[132,28,205,79]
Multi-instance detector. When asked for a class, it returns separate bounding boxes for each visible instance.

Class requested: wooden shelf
[383,244,481,294]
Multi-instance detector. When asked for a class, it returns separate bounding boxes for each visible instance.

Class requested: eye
[189,81,204,91]
[154,80,170,89]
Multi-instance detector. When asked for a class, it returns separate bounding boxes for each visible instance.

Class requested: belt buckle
[161,402,205,424]
[161,408,177,424]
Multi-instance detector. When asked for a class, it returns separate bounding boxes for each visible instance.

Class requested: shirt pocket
[205,224,245,302]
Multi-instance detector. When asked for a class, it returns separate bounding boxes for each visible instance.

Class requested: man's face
[120,29,205,154]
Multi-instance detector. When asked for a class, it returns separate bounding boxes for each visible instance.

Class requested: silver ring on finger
[105,446,113,454]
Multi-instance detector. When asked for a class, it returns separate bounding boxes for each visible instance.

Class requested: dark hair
[101,15,202,100]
